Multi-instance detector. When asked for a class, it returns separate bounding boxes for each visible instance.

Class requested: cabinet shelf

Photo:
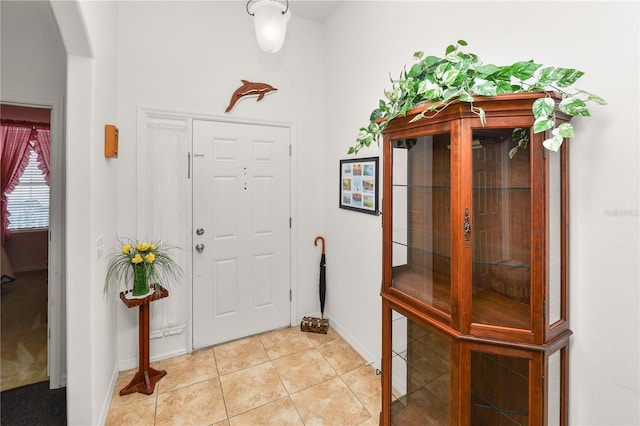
[393,184,531,190]
[392,266,531,329]
[474,260,530,269]
[392,184,451,189]
[471,393,529,418]
[473,186,530,190]
[393,237,531,270]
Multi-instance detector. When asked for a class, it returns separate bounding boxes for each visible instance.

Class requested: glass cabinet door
[548,145,566,329]
[471,128,531,330]
[390,311,452,425]
[391,133,452,315]
[469,348,531,425]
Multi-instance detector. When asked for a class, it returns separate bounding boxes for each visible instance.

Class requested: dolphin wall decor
[225,80,278,112]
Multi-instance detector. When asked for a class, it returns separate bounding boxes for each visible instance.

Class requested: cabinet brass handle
[464,208,471,247]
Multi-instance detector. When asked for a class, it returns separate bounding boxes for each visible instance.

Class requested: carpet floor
[0,380,66,426]
[1,270,49,391]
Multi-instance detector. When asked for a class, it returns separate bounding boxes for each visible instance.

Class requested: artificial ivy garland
[350,40,606,156]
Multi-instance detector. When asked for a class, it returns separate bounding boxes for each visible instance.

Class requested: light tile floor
[106,327,381,425]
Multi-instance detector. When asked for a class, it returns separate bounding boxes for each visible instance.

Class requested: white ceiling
[288,0,343,22]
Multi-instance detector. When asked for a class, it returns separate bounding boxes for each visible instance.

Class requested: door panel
[192,120,290,349]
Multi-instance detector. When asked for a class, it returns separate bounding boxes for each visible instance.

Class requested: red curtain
[0,122,51,245]
[33,128,51,184]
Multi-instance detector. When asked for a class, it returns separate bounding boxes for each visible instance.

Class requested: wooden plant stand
[118,284,168,395]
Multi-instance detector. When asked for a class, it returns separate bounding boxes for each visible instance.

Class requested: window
[6,148,49,230]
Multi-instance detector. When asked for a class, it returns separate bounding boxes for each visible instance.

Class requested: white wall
[114,1,327,364]
[324,2,639,425]
[0,1,66,96]
[50,0,120,423]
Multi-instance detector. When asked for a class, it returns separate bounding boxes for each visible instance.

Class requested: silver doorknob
[195,243,205,253]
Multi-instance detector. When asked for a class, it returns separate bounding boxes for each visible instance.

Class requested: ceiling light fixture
[246,0,291,53]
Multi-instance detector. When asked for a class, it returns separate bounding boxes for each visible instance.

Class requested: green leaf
[469,105,486,125]
[474,64,501,78]
[406,79,420,98]
[443,69,460,87]
[442,87,461,101]
[458,39,468,46]
[535,67,557,86]
[413,51,424,59]
[509,60,542,80]
[536,67,567,86]
[496,81,515,94]
[509,146,519,159]
[558,122,574,138]
[533,97,555,119]
[459,91,474,103]
[399,103,409,117]
[370,108,384,121]
[453,56,471,73]
[588,94,607,105]
[512,128,529,149]
[445,44,456,55]
[477,107,486,125]
[408,63,423,78]
[559,97,590,116]
[557,68,584,87]
[577,89,607,105]
[435,62,451,80]
[422,55,442,69]
[446,53,462,63]
[418,79,442,100]
[543,129,564,151]
[533,116,554,133]
[471,78,497,96]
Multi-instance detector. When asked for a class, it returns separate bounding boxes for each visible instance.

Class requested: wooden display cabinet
[380,93,571,425]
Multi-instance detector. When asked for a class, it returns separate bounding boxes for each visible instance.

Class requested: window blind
[6,149,50,230]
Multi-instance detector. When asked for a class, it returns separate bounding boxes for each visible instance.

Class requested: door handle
[195,243,205,253]
[196,228,204,236]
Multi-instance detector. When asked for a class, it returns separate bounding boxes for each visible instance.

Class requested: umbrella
[301,236,329,334]
[314,236,326,318]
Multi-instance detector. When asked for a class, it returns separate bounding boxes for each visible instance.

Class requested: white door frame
[139,108,298,351]
[1,93,66,388]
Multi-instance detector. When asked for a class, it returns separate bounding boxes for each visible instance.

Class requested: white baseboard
[118,348,188,371]
[320,313,381,372]
[99,364,120,426]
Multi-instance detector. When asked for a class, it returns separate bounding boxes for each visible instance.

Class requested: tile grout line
[211,347,230,425]
[109,327,380,425]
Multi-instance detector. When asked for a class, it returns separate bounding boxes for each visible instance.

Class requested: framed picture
[339,157,379,215]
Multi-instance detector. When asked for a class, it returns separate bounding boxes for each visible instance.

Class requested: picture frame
[339,157,379,215]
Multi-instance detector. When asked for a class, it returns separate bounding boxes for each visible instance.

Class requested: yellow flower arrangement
[104,237,183,297]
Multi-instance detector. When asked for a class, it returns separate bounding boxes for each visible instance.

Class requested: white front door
[192,120,291,349]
